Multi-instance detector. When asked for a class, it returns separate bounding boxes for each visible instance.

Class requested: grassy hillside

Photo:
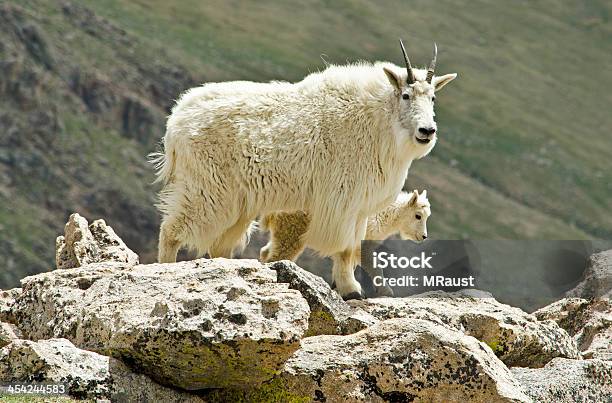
[1,0,610,287]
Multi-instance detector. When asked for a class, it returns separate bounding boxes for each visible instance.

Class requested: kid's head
[399,189,430,242]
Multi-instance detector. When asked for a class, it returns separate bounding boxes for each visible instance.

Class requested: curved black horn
[426,43,437,83]
[399,38,415,84]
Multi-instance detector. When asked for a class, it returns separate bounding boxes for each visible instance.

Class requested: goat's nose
[422,235,428,240]
[418,127,436,136]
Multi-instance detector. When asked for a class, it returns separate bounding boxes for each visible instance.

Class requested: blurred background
[1,0,611,288]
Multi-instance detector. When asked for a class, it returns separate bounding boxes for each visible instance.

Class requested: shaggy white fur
[153,58,455,298]
[260,190,431,296]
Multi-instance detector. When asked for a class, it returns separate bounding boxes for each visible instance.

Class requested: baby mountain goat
[153,39,456,299]
[260,190,431,297]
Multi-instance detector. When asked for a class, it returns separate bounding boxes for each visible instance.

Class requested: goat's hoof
[375,286,394,297]
[342,291,364,301]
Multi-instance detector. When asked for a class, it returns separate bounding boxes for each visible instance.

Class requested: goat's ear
[383,67,403,92]
[433,73,457,92]
[408,190,418,206]
[421,190,427,198]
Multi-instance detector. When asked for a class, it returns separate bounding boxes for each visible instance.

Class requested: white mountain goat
[152,40,456,299]
[260,190,431,296]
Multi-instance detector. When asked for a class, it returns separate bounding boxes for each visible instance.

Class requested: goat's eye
[402,93,410,100]
[415,214,422,220]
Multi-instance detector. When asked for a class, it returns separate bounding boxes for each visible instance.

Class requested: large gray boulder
[0,338,204,402]
[535,297,611,360]
[277,318,529,402]
[13,258,310,390]
[268,260,378,336]
[566,249,612,299]
[55,212,139,269]
[350,291,579,367]
[512,358,612,402]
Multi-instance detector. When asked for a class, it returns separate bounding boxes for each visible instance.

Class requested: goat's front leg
[355,243,394,297]
[331,217,368,300]
[363,264,395,297]
[332,248,362,300]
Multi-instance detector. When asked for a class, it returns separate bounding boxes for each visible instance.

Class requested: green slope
[0,0,610,288]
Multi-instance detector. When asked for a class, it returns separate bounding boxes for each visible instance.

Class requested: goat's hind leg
[158,215,183,263]
[261,233,306,263]
[209,215,255,258]
[260,212,308,263]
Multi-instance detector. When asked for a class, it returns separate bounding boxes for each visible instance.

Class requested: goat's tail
[148,132,178,186]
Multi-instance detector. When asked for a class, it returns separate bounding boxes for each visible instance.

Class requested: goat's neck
[367,200,408,240]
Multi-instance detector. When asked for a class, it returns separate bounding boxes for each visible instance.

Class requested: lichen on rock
[535,297,611,360]
[349,290,580,368]
[0,321,20,348]
[0,287,20,323]
[0,338,204,401]
[267,260,377,336]
[279,318,530,402]
[13,258,310,390]
[512,357,612,402]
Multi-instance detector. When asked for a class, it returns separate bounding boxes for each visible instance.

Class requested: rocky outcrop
[5,214,610,401]
[268,260,377,336]
[349,290,580,368]
[0,338,203,402]
[566,249,612,299]
[278,318,529,402]
[55,213,139,269]
[512,358,612,402]
[13,259,310,390]
[535,297,611,360]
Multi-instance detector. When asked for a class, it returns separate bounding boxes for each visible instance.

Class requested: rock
[268,260,377,336]
[349,290,580,367]
[55,213,139,269]
[512,358,612,402]
[566,249,612,299]
[0,288,20,323]
[13,258,310,390]
[276,318,529,402]
[0,338,203,401]
[0,322,20,347]
[535,297,611,360]
[89,218,139,265]
[55,213,99,268]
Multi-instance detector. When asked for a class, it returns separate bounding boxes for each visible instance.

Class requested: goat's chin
[412,136,437,159]
[399,233,417,242]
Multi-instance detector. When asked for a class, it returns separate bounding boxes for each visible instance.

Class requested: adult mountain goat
[153,40,457,299]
